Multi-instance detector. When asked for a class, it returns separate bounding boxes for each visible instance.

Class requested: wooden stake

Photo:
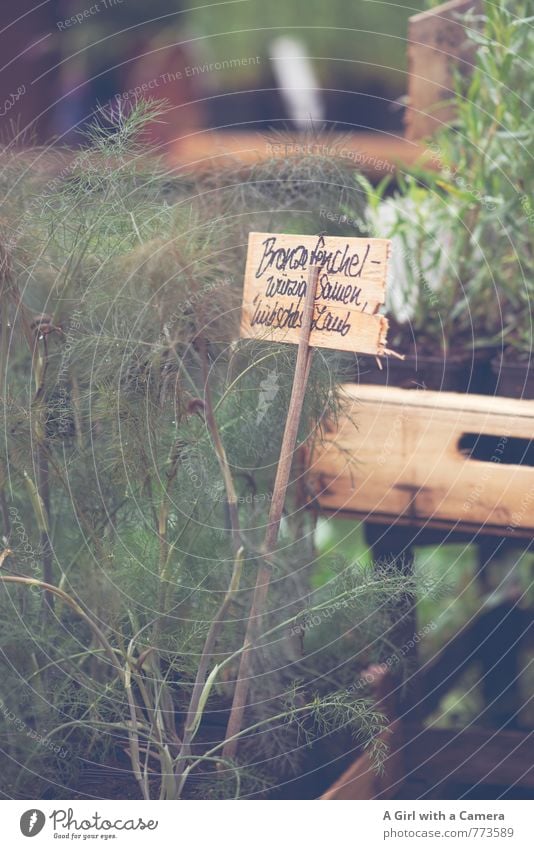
[222,264,320,760]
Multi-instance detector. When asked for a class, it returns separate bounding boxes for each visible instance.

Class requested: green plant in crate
[348,0,534,363]
[356,172,472,357]
[0,104,422,799]
[425,0,534,360]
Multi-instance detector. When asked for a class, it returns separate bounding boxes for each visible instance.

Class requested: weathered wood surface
[405,725,534,789]
[168,132,423,175]
[240,233,390,355]
[405,0,482,140]
[310,384,534,534]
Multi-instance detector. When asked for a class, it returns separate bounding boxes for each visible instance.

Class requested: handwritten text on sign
[240,233,390,354]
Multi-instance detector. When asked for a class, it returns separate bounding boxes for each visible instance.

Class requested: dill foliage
[0,103,416,799]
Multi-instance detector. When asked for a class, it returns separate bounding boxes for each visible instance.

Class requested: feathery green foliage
[0,103,420,799]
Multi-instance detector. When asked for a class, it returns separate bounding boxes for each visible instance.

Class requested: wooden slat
[313,510,534,540]
[168,131,424,176]
[405,725,534,789]
[310,385,534,534]
[333,384,534,417]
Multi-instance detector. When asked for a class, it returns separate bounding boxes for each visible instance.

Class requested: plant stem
[172,335,246,785]
[180,695,381,794]
[222,264,319,760]
[124,660,150,800]
[0,289,11,542]
[175,546,244,794]
[155,456,179,627]
[31,335,55,619]
[0,575,122,678]
[199,337,242,555]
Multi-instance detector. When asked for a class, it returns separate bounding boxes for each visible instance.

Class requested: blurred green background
[186,0,426,87]
[80,0,427,87]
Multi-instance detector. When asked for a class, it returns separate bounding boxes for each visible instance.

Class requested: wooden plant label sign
[240,232,390,355]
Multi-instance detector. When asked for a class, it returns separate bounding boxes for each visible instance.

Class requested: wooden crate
[405,0,482,140]
[310,385,534,536]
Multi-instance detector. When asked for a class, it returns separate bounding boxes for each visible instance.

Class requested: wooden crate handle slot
[457,433,534,467]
